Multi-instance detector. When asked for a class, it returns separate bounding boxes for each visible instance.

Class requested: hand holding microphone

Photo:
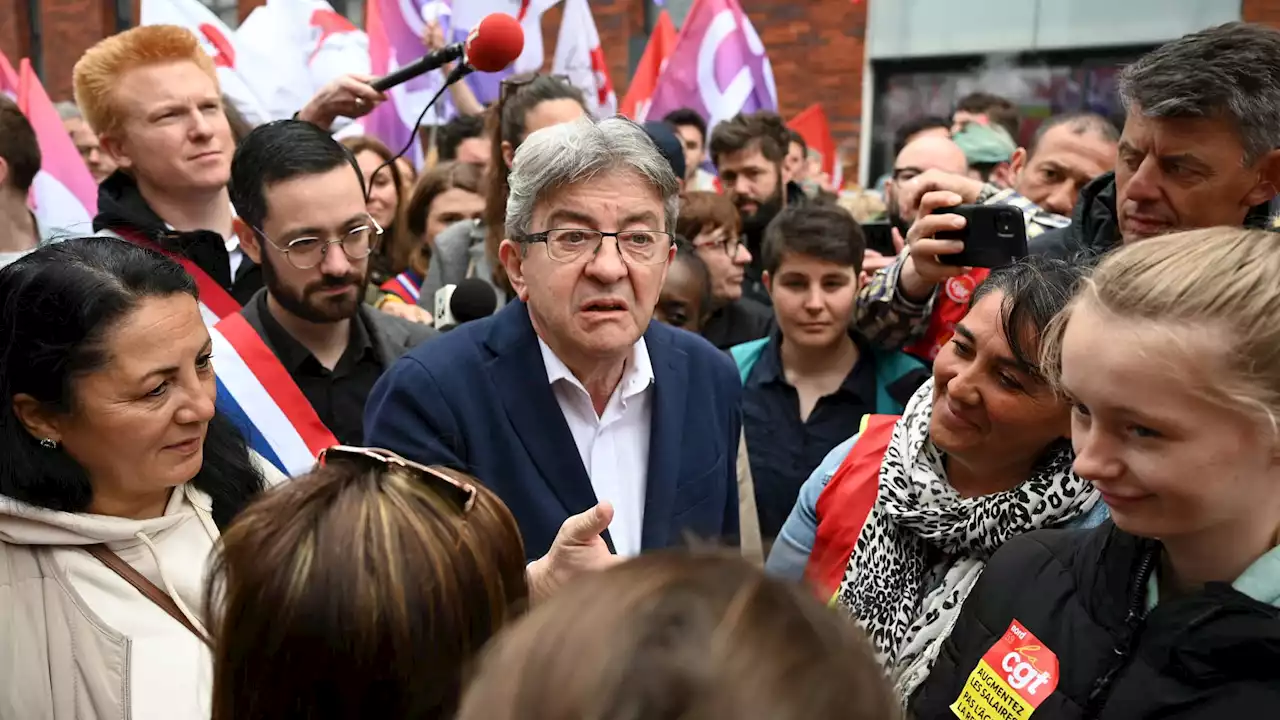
[296,14,524,130]
[370,13,525,93]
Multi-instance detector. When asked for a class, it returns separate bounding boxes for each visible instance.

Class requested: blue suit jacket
[363,301,742,559]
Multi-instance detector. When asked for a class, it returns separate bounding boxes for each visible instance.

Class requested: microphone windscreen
[450,278,499,323]
[466,13,525,73]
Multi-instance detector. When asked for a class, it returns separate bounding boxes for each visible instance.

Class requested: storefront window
[867,49,1148,183]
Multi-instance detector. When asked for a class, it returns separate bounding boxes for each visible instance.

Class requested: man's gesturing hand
[527,502,622,602]
[898,190,970,302]
[297,74,387,129]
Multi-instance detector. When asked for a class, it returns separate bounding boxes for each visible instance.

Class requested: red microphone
[465,13,525,73]
[369,13,525,92]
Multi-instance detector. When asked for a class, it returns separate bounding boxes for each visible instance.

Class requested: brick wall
[744,0,868,182]
[1244,0,1280,25]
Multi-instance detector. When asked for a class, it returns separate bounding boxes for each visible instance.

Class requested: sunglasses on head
[318,445,477,513]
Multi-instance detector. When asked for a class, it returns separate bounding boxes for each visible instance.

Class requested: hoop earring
[40,438,58,450]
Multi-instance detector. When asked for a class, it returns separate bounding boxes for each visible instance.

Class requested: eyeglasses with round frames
[253,215,384,270]
[519,229,674,265]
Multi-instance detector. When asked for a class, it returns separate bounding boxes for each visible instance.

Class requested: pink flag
[552,0,615,117]
[644,0,776,141]
[16,59,98,236]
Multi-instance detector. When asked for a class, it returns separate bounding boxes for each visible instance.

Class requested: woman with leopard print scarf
[830,258,1105,702]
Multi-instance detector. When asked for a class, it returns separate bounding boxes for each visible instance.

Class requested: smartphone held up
[930,205,1027,268]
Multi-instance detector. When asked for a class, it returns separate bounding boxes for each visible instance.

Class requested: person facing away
[731,205,928,540]
[765,257,1107,701]
[226,120,436,446]
[74,24,389,308]
[675,190,774,349]
[418,73,588,312]
[457,552,901,720]
[365,116,742,560]
[911,227,1280,718]
[207,446,527,720]
[0,237,280,720]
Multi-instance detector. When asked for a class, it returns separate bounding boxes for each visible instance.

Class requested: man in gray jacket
[228,120,436,444]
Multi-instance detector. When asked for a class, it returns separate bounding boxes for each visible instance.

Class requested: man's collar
[255,291,372,372]
[751,328,874,392]
[163,201,240,248]
[538,335,654,401]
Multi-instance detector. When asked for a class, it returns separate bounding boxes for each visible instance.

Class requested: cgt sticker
[950,619,1059,720]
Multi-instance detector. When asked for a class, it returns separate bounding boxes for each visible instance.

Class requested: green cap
[953,122,1016,165]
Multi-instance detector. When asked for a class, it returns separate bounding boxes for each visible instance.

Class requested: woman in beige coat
[0,238,274,720]
[0,238,620,720]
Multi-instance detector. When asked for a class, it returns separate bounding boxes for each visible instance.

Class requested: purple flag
[365,0,516,165]
[644,0,776,140]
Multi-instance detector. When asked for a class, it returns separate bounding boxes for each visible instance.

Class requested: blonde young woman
[911,227,1280,718]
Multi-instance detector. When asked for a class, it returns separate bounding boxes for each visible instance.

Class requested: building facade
[0,0,1276,182]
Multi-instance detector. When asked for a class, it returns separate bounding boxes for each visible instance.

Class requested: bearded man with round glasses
[366,116,743,561]
[227,120,436,445]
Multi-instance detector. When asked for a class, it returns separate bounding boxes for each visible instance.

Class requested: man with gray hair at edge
[365,117,742,566]
[1031,21,1280,260]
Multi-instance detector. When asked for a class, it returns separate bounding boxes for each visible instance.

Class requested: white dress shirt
[538,336,654,557]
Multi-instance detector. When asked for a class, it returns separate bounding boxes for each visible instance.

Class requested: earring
[39,438,57,449]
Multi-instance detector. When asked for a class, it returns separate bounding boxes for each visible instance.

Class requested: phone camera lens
[995,214,1016,237]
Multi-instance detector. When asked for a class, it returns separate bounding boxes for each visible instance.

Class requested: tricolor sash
[212,314,338,477]
[116,230,241,325]
[118,230,337,476]
[393,271,422,302]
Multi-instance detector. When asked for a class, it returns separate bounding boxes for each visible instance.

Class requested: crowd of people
[0,14,1279,720]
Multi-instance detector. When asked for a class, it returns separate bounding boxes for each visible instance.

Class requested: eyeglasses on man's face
[518,229,674,265]
[255,215,384,270]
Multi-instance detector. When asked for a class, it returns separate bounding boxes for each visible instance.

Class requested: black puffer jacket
[94,171,263,305]
[910,522,1280,719]
[1028,171,1277,263]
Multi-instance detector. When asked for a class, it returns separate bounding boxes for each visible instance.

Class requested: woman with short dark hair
[0,237,274,720]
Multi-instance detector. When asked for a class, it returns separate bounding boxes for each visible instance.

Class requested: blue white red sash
[393,271,422,302]
[120,231,337,475]
[212,314,337,477]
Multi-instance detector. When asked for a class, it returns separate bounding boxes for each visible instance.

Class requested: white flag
[140,0,272,126]
[237,0,371,124]
[552,0,616,117]
[513,0,562,74]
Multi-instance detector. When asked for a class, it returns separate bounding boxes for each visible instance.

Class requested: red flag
[789,103,842,189]
[619,10,676,121]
